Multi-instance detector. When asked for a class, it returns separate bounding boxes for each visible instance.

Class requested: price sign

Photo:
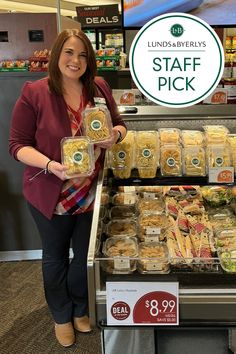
[106,282,179,325]
[208,167,234,184]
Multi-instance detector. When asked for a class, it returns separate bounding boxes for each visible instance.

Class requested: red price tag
[133,291,177,324]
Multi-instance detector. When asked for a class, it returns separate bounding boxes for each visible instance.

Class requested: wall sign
[129,13,224,108]
[76,5,121,28]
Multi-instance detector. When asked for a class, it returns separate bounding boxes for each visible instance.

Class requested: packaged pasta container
[102,236,138,274]
[182,146,206,176]
[61,137,95,178]
[137,241,169,274]
[203,125,229,144]
[82,106,113,143]
[160,144,182,176]
[206,145,231,170]
[227,135,236,171]
[159,128,180,145]
[138,213,170,242]
[106,219,137,237]
[108,131,135,179]
[181,130,204,146]
[135,131,159,178]
[137,197,165,215]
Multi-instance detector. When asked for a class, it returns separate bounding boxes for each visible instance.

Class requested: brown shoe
[55,322,75,347]
[74,315,92,333]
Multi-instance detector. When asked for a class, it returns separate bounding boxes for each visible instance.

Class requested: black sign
[76,5,121,28]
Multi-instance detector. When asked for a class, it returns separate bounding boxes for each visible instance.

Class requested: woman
[9,29,127,347]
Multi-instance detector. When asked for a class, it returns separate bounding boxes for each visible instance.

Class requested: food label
[117,151,126,160]
[167,157,176,167]
[146,227,161,235]
[142,149,152,158]
[73,151,83,164]
[91,119,102,131]
[191,157,200,167]
[114,258,131,270]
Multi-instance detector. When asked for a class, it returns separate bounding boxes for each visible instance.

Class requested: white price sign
[208,167,234,184]
[106,282,179,325]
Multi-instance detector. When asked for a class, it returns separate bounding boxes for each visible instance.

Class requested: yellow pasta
[83,107,111,142]
[61,137,94,177]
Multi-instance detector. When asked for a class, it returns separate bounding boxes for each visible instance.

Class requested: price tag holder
[106,282,179,326]
[208,167,234,184]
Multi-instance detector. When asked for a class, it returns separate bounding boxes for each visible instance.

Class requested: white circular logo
[129,13,224,108]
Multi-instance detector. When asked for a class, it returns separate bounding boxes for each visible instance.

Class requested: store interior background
[0,1,236,255]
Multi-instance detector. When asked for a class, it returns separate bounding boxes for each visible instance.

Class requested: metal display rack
[87,104,236,353]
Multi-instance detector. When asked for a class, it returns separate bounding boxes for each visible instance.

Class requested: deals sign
[129,13,224,108]
[106,282,179,325]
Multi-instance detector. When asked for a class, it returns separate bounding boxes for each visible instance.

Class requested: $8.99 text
[145,299,176,316]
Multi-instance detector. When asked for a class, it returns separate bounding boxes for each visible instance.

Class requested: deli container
[110,205,138,220]
[137,241,169,274]
[181,130,205,146]
[138,213,170,242]
[182,146,206,176]
[106,219,137,238]
[82,106,113,143]
[61,136,95,178]
[102,236,138,274]
[135,130,159,178]
[112,192,137,206]
[218,249,236,273]
[137,197,165,215]
[215,228,236,251]
[160,144,182,176]
[203,125,229,144]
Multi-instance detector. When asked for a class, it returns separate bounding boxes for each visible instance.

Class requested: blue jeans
[28,203,93,324]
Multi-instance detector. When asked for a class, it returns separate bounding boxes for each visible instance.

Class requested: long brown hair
[48,28,97,102]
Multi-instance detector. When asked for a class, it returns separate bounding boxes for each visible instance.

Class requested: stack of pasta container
[181,130,206,176]
[203,125,231,173]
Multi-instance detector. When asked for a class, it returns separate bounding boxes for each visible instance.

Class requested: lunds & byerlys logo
[129,13,224,108]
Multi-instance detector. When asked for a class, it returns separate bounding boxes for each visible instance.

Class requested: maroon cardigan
[9,76,126,219]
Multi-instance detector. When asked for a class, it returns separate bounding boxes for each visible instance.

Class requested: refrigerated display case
[84,28,125,52]
[87,104,236,353]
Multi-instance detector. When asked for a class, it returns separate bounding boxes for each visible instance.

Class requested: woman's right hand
[48,161,69,181]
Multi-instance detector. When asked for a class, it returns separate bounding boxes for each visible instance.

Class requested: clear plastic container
[138,213,170,242]
[206,145,231,170]
[102,236,138,273]
[108,131,135,179]
[137,241,169,274]
[106,219,137,237]
[182,146,206,176]
[159,128,180,145]
[181,130,205,146]
[135,131,159,178]
[110,205,138,219]
[218,249,236,273]
[112,192,137,206]
[61,136,95,178]
[137,197,165,215]
[203,125,229,144]
[201,186,233,207]
[215,228,236,251]
[82,106,113,143]
[160,144,182,176]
